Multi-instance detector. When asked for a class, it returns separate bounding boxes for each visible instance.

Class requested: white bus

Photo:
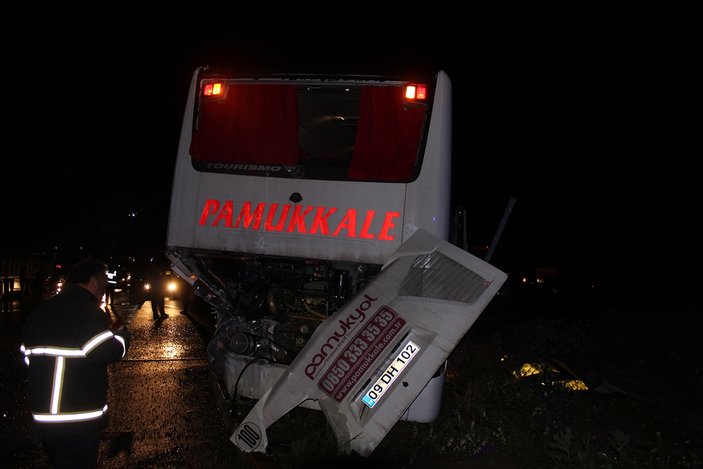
[166,66,506,457]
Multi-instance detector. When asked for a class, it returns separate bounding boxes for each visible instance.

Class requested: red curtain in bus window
[189,84,298,165]
[348,86,425,182]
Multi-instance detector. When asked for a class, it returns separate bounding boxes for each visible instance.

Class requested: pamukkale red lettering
[198,199,400,240]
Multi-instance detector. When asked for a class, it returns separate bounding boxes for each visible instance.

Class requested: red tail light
[404,84,427,101]
[202,82,224,97]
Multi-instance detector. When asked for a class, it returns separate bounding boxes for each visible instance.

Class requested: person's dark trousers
[151,297,166,318]
[105,286,115,306]
[41,429,101,468]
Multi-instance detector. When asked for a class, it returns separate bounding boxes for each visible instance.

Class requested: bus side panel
[403,71,452,243]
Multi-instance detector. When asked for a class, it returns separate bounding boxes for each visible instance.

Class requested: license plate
[361,340,420,408]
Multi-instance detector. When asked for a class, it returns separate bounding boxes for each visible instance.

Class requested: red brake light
[202,82,224,97]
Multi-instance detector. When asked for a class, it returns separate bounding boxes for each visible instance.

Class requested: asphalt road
[0,292,270,468]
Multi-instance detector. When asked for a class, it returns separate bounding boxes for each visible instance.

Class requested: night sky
[4,5,701,294]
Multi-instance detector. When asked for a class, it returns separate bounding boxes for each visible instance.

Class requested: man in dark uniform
[21,259,131,468]
[146,266,169,319]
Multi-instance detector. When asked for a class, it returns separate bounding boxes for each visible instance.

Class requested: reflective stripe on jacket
[21,330,127,423]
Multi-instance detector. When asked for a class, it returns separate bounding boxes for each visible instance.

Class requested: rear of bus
[166,66,452,421]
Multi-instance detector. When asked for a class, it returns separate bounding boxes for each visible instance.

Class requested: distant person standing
[2,257,13,308]
[105,267,118,307]
[146,266,169,320]
[2,276,13,310]
[20,266,27,298]
[21,258,131,469]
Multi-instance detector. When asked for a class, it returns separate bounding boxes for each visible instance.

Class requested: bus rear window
[189,80,430,182]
